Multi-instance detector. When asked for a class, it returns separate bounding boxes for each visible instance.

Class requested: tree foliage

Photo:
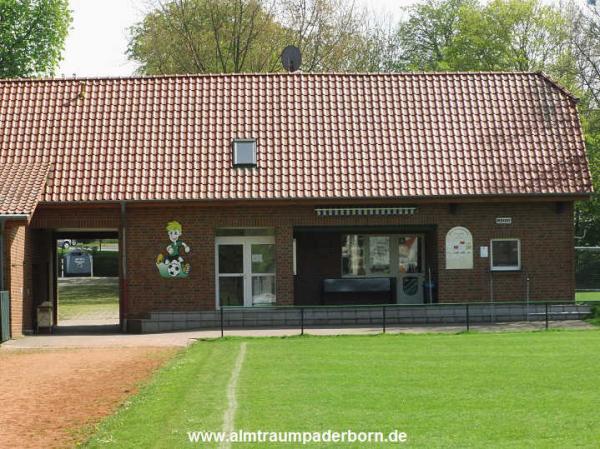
[449,0,571,71]
[0,0,71,77]
[275,0,393,71]
[128,0,395,74]
[129,0,283,73]
[565,2,600,245]
[394,0,575,86]
[394,0,474,71]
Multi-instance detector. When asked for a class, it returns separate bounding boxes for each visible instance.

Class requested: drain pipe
[120,202,128,332]
[489,269,495,322]
[525,271,530,321]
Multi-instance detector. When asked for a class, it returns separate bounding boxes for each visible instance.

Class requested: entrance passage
[55,232,120,328]
[216,235,276,307]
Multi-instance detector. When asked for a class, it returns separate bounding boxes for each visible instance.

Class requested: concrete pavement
[0,320,595,350]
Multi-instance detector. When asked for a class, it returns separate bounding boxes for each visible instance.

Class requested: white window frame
[215,236,276,308]
[490,238,521,271]
[232,139,257,166]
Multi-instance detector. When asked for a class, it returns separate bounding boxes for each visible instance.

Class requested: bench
[321,277,395,305]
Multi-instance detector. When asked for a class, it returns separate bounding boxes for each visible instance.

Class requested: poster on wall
[445,226,473,269]
[156,221,191,278]
[369,236,390,274]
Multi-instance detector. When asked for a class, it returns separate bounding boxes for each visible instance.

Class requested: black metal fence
[211,302,593,337]
[576,246,600,291]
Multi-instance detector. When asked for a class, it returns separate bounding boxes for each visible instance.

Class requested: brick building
[0,72,592,335]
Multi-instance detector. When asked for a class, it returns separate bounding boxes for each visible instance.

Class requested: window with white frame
[490,239,521,271]
[233,139,256,166]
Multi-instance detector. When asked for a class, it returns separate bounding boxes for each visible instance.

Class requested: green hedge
[91,250,119,277]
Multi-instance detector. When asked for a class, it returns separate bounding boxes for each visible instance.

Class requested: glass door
[217,243,245,306]
[397,235,424,304]
[216,237,276,307]
[250,243,276,305]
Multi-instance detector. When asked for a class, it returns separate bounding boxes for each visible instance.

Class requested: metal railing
[215,301,593,337]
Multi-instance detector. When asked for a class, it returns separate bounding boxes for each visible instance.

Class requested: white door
[215,236,276,307]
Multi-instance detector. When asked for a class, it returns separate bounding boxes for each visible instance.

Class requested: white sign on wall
[445,226,474,269]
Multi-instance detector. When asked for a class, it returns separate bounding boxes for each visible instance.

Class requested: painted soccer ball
[167,259,182,277]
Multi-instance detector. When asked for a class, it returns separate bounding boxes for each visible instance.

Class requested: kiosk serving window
[341,234,422,277]
[342,235,391,276]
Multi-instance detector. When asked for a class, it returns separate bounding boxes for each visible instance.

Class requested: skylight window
[233,139,257,167]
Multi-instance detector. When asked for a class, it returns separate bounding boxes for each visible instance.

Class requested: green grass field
[576,291,600,302]
[58,278,119,321]
[83,331,600,449]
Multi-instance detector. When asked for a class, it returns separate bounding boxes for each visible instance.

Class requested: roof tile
[0,72,592,205]
[0,161,50,215]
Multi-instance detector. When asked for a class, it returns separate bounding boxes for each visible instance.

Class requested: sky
[58,0,414,77]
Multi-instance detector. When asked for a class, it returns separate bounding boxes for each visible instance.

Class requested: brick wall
[124,204,297,316]
[3,219,77,336]
[433,202,574,303]
[23,200,575,324]
[30,205,120,229]
[3,222,34,336]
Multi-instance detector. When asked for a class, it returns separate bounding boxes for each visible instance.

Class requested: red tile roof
[0,72,592,207]
[0,161,50,216]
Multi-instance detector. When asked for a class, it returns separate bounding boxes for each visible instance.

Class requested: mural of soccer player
[156,220,191,278]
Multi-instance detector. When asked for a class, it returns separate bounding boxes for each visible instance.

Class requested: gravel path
[0,347,175,449]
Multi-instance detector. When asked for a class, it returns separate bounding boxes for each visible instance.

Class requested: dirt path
[0,347,175,449]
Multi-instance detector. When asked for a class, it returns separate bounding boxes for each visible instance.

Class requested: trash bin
[37,301,53,334]
[63,249,92,277]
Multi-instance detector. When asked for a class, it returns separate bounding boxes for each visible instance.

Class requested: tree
[275,0,389,72]
[569,1,600,107]
[576,130,600,245]
[0,0,71,78]
[129,0,285,74]
[128,0,390,74]
[447,0,573,76]
[566,1,600,245]
[394,0,576,87]
[394,0,475,71]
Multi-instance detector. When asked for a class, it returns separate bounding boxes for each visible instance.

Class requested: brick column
[5,222,33,336]
[275,224,294,305]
